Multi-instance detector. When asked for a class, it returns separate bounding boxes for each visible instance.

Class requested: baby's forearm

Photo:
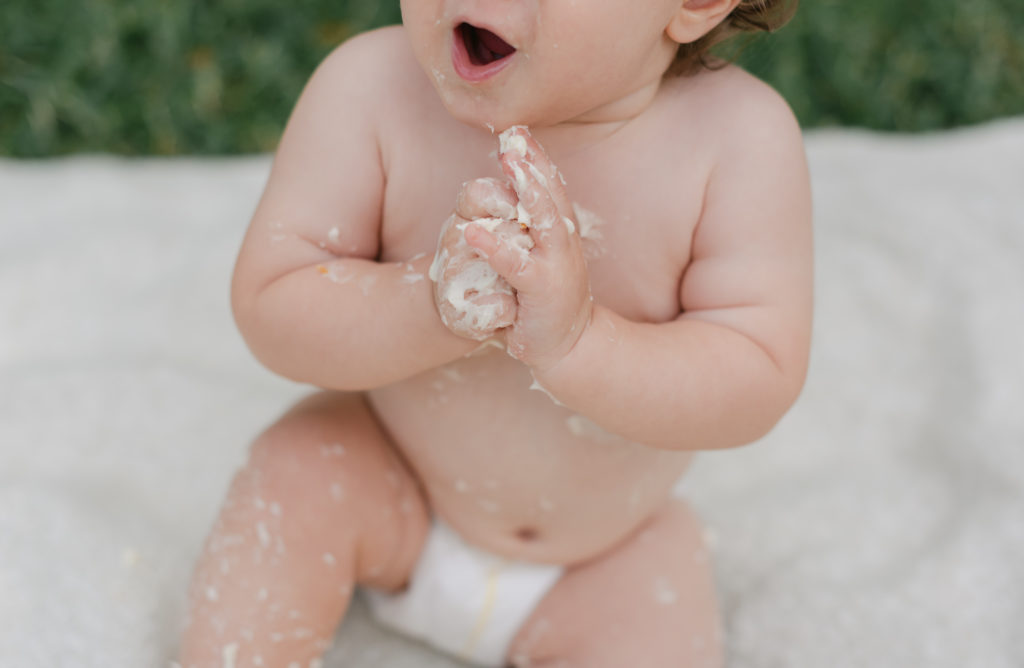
[532,304,807,451]
[233,253,478,390]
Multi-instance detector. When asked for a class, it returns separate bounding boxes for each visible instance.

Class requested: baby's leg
[177,391,430,668]
[507,499,722,668]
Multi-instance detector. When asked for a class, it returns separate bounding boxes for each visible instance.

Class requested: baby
[178,0,812,666]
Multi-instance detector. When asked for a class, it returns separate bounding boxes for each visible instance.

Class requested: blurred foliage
[733,0,1024,131]
[1,0,1022,156]
[0,0,401,156]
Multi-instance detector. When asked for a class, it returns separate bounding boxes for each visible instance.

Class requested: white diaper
[364,521,563,666]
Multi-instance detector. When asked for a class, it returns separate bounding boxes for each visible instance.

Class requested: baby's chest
[575,209,685,323]
[382,153,701,324]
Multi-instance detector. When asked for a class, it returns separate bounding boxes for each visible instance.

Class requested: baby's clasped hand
[454,126,593,372]
[429,176,527,341]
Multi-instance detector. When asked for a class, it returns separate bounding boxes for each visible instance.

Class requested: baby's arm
[540,98,812,450]
[231,33,478,390]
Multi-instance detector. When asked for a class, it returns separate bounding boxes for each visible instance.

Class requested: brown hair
[666,0,799,76]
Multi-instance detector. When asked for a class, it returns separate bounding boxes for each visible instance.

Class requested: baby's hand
[463,127,593,371]
[429,177,533,341]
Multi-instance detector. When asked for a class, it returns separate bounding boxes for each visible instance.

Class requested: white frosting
[438,257,513,336]
[572,202,606,259]
[498,126,529,158]
[323,262,356,284]
[429,196,538,338]
[464,216,504,233]
[221,643,239,668]
[572,203,603,241]
[527,162,549,187]
[509,162,531,195]
[483,195,517,221]
[529,375,564,406]
[428,248,448,282]
[653,576,679,606]
[516,201,533,229]
[509,231,535,257]
[565,414,624,445]
[465,338,506,356]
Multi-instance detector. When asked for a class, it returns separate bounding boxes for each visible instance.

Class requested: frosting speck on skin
[221,643,239,668]
[653,576,679,606]
[529,375,564,406]
[498,126,530,158]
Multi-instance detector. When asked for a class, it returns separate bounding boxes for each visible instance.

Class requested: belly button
[515,527,539,542]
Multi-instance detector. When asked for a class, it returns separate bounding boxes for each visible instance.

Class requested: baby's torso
[366,56,719,564]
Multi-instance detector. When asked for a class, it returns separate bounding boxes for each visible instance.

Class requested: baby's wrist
[524,301,596,381]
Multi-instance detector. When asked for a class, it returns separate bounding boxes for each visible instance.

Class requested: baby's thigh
[508,499,722,668]
[241,390,431,591]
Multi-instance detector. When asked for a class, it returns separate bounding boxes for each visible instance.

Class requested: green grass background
[2,0,1022,156]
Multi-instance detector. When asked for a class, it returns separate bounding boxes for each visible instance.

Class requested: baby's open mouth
[457,22,516,66]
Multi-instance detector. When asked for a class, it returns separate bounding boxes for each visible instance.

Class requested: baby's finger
[455,177,518,222]
[498,126,573,220]
[464,221,535,291]
[500,152,575,257]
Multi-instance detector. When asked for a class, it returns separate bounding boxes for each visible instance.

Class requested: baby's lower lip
[451,25,516,83]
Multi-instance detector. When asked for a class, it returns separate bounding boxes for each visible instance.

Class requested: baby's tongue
[477,28,515,58]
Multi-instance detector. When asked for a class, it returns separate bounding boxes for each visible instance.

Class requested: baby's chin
[445,106,522,135]
[424,68,575,132]
[438,97,558,135]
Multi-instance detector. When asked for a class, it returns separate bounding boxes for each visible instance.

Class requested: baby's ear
[666,0,743,44]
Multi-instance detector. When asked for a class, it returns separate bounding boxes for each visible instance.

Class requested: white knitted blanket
[2,119,1022,667]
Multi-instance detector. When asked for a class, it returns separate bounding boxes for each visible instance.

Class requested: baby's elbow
[230,272,293,379]
[779,338,811,414]
[699,353,807,452]
[742,357,809,447]
[230,264,262,349]
[231,291,272,371]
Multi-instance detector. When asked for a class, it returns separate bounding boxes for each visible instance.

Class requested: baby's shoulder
[659,65,802,151]
[308,26,435,117]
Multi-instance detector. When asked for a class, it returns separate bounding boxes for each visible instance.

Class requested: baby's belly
[367,347,692,565]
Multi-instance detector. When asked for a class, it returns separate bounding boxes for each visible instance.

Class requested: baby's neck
[529,78,664,157]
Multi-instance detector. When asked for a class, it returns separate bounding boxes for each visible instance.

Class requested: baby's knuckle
[463,177,495,200]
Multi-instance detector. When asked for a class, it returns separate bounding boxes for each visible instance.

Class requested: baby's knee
[240,392,387,499]
[248,391,373,462]
[642,497,705,541]
[640,497,714,565]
